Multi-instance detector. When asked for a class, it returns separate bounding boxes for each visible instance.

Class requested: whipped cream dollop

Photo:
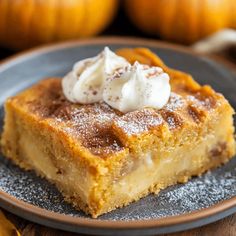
[62,47,129,103]
[62,47,171,113]
[103,62,171,113]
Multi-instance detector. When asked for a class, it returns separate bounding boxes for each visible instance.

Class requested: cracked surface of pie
[1,48,235,218]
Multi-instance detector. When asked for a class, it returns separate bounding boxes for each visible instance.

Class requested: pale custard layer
[1,48,235,217]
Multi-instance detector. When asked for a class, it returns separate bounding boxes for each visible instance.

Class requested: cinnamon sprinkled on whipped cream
[62,47,171,113]
[62,47,129,104]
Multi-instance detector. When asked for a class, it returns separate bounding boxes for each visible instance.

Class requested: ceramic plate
[0,38,236,235]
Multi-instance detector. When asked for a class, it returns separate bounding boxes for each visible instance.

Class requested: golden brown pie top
[8,48,230,158]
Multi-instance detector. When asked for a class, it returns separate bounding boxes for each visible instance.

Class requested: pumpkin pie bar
[1,48,235,218]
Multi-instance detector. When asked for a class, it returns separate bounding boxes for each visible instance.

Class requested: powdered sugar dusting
[114,109,163,135]
[0,155,235,221]
[186,93,217,110]
[27,79,221,155]
[165,92,185,111]
[52,102,124,156]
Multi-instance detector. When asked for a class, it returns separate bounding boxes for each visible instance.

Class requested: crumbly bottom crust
[2,135,233,218]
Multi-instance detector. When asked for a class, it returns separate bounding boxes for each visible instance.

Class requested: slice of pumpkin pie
[1,47,235,218]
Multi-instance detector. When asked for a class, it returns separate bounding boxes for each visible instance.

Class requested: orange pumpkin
[0,0,118,50]
[230,0,236,28]
[125,0,233,44]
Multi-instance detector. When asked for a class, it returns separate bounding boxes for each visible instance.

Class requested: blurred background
[0,0,236,63]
